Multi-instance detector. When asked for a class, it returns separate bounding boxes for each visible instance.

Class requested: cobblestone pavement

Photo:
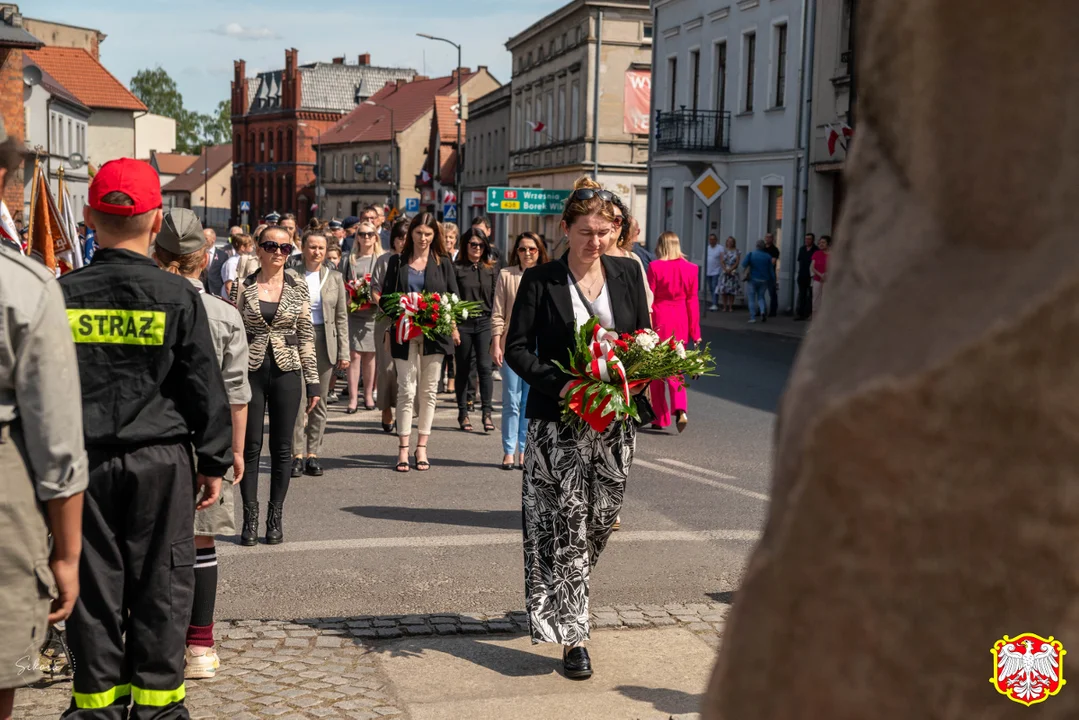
[14,603,729,719]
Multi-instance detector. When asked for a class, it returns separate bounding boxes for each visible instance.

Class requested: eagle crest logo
[991,633,1066,706]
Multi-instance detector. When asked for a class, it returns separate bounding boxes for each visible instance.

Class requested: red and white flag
[420,169,432,184]
[528,120,546,133]
[826,123,854,156]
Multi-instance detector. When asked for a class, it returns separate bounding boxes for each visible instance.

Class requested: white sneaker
[184,645,220,680]
[708,304,719,311]
[748,318,757,324]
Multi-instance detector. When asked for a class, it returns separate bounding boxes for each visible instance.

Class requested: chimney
[332,56,345,65]
[358,53,371,66]
[413,75,430,82]
[233,59,248,115]
[283,48,300,109]
[396,78,408,88]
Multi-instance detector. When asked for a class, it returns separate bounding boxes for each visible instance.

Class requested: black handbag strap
[564,258,599,320]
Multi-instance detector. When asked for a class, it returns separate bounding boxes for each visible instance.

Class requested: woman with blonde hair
[647,231,702,433]
[506,176,650,680]
[339,220,384,412]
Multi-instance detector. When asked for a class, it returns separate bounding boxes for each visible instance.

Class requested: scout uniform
[0,245,88,690]
[59,159,232,719]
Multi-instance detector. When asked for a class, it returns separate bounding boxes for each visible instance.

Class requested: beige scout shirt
[0,246,88,500]
[187,277,251,406]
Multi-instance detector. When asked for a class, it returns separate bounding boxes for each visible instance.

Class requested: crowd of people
[704,230,831,321]
[1,128,716,717]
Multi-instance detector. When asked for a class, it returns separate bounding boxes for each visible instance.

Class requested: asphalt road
[216,324,800,620]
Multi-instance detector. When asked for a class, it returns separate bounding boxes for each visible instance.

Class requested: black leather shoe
[240,502,259,547]
[291,457,303,478]
[304,457,323,476]
[563,646,593,680]
[265,502,283,545]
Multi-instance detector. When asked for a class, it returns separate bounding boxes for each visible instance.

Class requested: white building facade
[648,0,806,311]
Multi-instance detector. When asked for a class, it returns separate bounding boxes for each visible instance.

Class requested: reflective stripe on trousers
[73,684,186,709]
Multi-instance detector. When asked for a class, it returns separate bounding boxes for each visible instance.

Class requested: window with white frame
[668,56,678,111]
[690,50,701,112]
[570,81,580,138]
[514,101,522,150]
[545,91,553,142]
[557,86,566,140]
[716,42,728,114]
[773,23,788,108]
[743,32,756,112]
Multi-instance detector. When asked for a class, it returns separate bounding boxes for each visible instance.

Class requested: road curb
[219,601,732,644]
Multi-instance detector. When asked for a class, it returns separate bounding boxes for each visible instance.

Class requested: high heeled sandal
[459,414,473,432]
[414,444,430,472]
[394,443,411,473]
[482,413,495,433]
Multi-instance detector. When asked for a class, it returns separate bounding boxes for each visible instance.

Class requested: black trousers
[767,276,778,316]
[796,276,813,318]
[241,354,301,507]
[455,317,493,414]
[63,442,195,720]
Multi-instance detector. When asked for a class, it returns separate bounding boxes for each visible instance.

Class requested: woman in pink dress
[647,232,702,433]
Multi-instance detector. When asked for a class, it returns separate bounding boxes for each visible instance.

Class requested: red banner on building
[624,70,651,135]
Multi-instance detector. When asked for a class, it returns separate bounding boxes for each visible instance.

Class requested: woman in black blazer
[505,177,650,680]
[453,228,498,433]
[379,212,460,472]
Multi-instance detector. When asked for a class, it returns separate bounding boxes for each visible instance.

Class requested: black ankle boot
[265,502,283,545]
[241,502,259,546]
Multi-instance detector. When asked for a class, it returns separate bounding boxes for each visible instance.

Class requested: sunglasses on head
[570,188,620,204]
[260,241,294,255]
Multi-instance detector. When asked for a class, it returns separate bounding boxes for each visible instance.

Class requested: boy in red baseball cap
[58,158,233,719]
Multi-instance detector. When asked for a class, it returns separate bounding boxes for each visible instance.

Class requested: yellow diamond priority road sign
[691,168,727,207]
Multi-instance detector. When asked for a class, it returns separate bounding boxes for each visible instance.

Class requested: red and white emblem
[991,633,1066,706]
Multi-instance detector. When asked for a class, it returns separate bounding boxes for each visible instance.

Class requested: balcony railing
[654,108,731,153]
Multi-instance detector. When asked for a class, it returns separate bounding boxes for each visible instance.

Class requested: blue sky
[28,0,566,114]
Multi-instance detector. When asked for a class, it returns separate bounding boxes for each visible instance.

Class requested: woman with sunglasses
[491,231,549,470]
[505,177,651,680]
[231,227,320,545]
[379,213,460,472]
[340,220,385,413]
[452,229,498,433]
[606,209,653,312]
[370,219,410,433]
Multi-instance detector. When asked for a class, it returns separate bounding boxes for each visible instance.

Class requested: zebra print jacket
[231,271,320,395]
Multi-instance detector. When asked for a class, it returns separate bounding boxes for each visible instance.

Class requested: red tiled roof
[318,70,477,147]
[26,47,146,111]
[433,96,465,144]
[152,152,199,176]
[162,144,232,194]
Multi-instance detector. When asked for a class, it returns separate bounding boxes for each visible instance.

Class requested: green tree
[130,67,225,154]
[200,99,232,146]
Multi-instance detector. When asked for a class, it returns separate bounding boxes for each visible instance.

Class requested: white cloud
[212,22,279,41]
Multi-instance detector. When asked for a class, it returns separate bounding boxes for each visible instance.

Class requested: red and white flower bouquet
[345,274,374,313]
[553,318,714,432]
[378,291,483,344]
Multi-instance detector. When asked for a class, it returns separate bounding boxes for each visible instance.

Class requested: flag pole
[27,155,39,254]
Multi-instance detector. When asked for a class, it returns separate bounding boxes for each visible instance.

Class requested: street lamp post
[363,100,397,213]
[298,122,322,220]
[417,33,462,226]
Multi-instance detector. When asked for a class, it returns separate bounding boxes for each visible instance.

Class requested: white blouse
[570,281,615,330]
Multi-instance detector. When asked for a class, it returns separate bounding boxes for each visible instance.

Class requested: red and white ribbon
[585,324,630,405]
[395,292,424,344]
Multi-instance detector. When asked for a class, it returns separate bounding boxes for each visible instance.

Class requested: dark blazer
[379,252,460,360]
[505,255,651,422]
[206,247,229,296]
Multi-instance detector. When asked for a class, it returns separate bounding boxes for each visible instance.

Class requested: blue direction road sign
[443,203,457,221]
[405,197,420,213]
[239,201,251,212]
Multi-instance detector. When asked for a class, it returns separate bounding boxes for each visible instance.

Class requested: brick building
[316,69,499,221]
[231,48,415,227]
[0,5,42,222]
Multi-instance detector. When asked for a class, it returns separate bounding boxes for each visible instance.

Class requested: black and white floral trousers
[522,418,636,645]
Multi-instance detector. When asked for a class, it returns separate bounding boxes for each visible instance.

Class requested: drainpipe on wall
[132,110,149,158]
[645,2,658,249]
[789,0,816,312]
[591,9,603,181]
